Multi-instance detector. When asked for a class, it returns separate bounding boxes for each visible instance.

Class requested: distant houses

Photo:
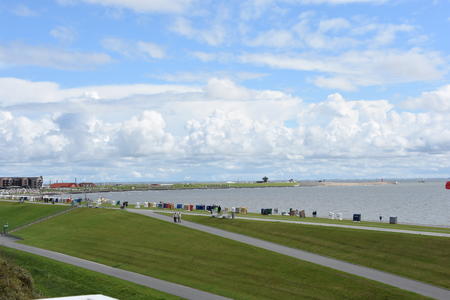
[0,176,43,189]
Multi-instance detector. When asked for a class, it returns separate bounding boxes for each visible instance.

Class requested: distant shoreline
[316,181,395,187]
[1,181,399,196]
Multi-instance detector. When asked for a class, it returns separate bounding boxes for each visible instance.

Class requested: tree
[262,176,268,183]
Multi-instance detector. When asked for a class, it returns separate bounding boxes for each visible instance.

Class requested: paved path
[0,236,231,300]
[129,209,450,300]
[153,210,450,238]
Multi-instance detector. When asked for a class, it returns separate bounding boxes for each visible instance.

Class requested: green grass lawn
[152,209,450,233]
[0,201,70,230]
[0,246,180,300]
[13,208,426,300]
[180,215,450,289]
[239,212,450,234]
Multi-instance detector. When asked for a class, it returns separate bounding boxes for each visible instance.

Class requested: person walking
[177,212,182,223]
[173,212,178,223]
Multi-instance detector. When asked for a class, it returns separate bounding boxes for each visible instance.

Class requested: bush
[0,257,37,300]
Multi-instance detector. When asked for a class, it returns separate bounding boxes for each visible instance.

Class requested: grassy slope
[0,202,69,230]
[239,213,450,234]
[14,209,425,300]
[181,215,450,289]
[153,209,450,233]
[0,247,180,300]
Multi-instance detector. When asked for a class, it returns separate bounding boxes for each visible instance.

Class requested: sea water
[73,180,450,226]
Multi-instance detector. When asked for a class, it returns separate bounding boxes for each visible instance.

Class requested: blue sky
[1,0,450,182]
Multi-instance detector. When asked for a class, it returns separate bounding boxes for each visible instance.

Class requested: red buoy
[446,181,450,189]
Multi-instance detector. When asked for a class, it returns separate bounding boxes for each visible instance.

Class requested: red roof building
[50,183,78,188]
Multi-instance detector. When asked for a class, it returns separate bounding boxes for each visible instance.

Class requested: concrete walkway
[129,209,450,300]
[0,236,231,300]
[150,210,450,238]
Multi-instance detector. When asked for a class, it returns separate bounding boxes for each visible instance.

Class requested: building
[79,182,96,188]
[49,182,96,189]
[0,176,43,189]
[49,183,78,188]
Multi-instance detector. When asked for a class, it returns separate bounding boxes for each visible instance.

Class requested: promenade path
[0,236,231,300]
[129,209,450,300]
[151,210,450,238]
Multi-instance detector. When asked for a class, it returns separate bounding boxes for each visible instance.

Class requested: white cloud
[12,4,38,16]
[0,111,69,161]
[50,26,77,44]
[246,30,296,48]
[114,111,176,156]
[2,77,450,179]
[0,78,62,105]
[297,0,387,4]
[241,49,445,90]
[190,51,233,63]
[239,0,387,21]
[402,84,450,112]
[171,17,227,46]
[0,43,111,70]
[151,71,267,83]
[0,77,200,106]
[136,41,165,59]
[183,110,293,156]
[57,0,193,14]
[102,38,166,60]
[318,18,351,33]
[241,11,418,53]
[371,24,414,46]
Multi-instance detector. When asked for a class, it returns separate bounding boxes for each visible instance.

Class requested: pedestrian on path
[177,212,182,223]
[173,212,178,223]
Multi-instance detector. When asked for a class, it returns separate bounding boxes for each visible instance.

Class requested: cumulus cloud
[0,43,111,70]
[114,111,176,156]
[402,84,450,112]
[2,77,450,180]
[0,111,68,161]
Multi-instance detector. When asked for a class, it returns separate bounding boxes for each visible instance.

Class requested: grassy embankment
[0,201,69,231]
[228,212,450,234]
[13,208,426,300]
[0,247,180,300]
[138,206,450,233]
[180,214,450,289]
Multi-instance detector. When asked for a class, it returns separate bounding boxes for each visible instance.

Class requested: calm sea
[71,181,450,226]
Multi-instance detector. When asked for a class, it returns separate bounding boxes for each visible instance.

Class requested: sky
[1,0,450,182]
